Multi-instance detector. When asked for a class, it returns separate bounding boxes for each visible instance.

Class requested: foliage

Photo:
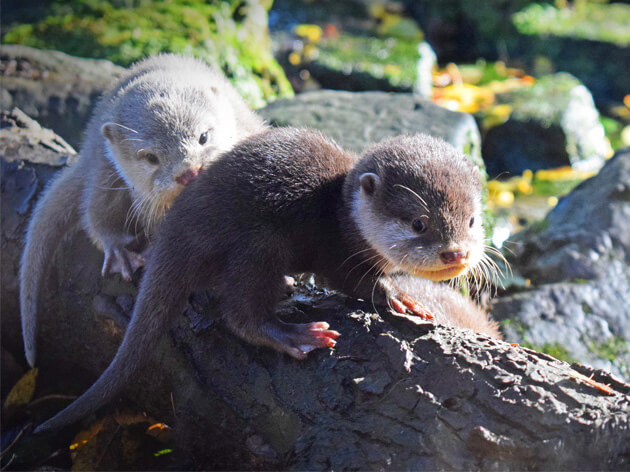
[587,336,629,363]
[514,2,630,46]
[522,341,576,363]
[311,32,420,89]
[3,0,293,107]
[3,369,38,409]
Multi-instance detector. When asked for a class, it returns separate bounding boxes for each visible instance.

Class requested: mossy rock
[310,33,420,92]
[3,0,293,108]
[512,3,630,103]
[513,2,630,46]
[481,73,608,177]
[404,0,554,61]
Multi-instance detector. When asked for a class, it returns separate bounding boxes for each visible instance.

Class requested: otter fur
[35,127,485,433]
[20,54,265,367]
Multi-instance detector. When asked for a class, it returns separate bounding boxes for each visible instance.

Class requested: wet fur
[20,54,265,367]
[35,128,484,432]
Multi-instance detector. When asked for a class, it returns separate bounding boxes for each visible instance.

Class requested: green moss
[316,32,419,89]
[601,116,624,151]
[500,318,528,338]
[587,336,629,362]
[514,2,630,46]
[532,177,585,197]
[497,73,581,125]
[521,341,575,363]
[3,0,293,107]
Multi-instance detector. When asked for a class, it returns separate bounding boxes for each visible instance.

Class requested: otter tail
[20,165,84,367]
[34,259,191,434]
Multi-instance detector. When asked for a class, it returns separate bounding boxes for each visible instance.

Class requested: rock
[482,73,609,177]
[404,0,541,62]
[0,107,76,165]
[3,1,293,110]
[492,149,630,379]
[260,90,482,162]
[513,2,630,104]
[1,45,124,148]
[517,148,630,282]
[270,1,421,93]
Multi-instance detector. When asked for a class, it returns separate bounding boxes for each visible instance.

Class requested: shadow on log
[2,110,630,470]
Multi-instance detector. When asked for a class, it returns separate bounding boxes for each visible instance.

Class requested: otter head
[351,134,484,282]
[101,69,242,230]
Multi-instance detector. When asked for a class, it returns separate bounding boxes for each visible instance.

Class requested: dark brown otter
[35,127,484,433]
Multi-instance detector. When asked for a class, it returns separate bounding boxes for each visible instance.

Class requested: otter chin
[411,264,470,281]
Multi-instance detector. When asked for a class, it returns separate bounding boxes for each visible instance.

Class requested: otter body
[20,54,265,367]
[35,127,484,432]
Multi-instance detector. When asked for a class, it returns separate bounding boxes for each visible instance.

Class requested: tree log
[1,112,629,470]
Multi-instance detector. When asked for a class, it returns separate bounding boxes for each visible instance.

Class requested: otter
[20,54,265,367]
[34,127,484,433]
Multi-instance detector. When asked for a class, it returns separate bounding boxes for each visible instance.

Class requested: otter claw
[261,320,340,360]
[390,294,434,321]
[102,246,145,281]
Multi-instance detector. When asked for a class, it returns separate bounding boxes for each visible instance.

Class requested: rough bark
[2,113,630,470]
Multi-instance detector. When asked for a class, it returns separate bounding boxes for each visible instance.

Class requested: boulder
[1,45,124,148]
[481,73,609,177]
[260,90,482,165]
[492,149,630,379]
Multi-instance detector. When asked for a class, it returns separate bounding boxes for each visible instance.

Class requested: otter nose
[176,168,200,186]
[440,250,469,265]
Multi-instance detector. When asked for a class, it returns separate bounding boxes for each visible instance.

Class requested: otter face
[352,135,484,282]
[101,77,242,230]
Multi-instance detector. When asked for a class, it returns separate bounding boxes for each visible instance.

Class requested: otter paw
[102,245,145,281]
[261,320,340,360]
[390,293,434,321]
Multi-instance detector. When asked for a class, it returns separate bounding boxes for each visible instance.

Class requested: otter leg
[82,159,146,281]
[347,274,434,321]
[220,261,340,360]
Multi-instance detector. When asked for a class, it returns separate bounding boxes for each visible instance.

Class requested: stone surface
[492,149,630,379]
[1,45,124,148]
[260,90,482,163]
[482,73,609,177]
[0,107,76,165]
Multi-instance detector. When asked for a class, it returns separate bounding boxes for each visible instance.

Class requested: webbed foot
[259,320,340,360]
[102,243,145,281]
[389,292,434,321]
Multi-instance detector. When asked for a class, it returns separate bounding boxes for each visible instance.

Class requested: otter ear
[359,172,379,196]
[101,123,120,144]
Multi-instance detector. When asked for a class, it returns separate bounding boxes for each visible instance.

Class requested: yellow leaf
[288,52,301,66]
[3,368,38,409]
[294,24,322,43]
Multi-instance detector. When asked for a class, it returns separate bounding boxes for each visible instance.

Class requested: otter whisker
[393,184,430,212]
[338,247,375,269]
[108,122,139,134]
[355,257,386,292]
[344,253,383,284]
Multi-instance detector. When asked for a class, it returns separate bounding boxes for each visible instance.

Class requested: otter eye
[199,131,208,145]
[469,216,475,228]
[144,153,159,165]
[412,219,427,234]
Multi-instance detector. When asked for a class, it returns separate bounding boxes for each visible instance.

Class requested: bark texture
[2,112,629,470]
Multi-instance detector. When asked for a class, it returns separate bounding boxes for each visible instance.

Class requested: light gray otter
[20,54,265,368]
[34,127,484,433]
